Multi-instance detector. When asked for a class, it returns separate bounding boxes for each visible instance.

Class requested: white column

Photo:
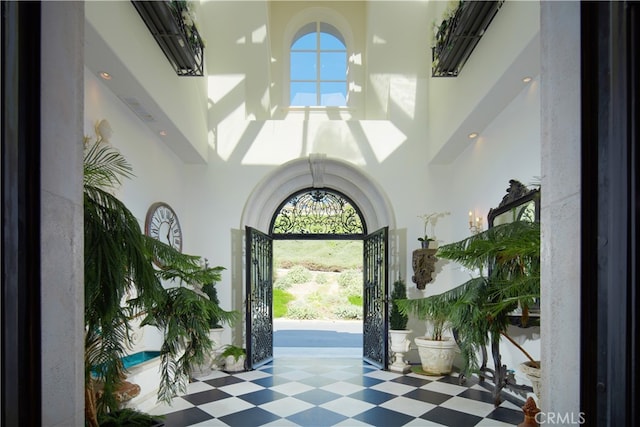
[540,0,581,417]
[40,2,85,425]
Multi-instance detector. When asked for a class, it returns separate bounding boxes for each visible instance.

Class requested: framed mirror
[488,179,540,227]
[488,179,541,321]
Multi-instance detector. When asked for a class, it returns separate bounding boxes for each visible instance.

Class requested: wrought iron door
[246,227,274,369]
[362,227,388,368]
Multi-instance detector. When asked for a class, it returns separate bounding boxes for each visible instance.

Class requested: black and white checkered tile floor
[149,356,526,426]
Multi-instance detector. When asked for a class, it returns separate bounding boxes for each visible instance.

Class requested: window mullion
[316,24,321,105]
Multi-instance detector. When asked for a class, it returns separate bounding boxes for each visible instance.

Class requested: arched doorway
[241,155,396,370]
[241,154,395,232]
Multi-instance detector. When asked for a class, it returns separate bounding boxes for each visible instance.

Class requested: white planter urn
[190,328,225,376]
[519,361,542,402]
[414,336,457,375]
[389,329,412,373]
[225,355,246,372]
[208,328,225,370]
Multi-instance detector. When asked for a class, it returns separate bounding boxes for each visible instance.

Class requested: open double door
[245,226,389,370]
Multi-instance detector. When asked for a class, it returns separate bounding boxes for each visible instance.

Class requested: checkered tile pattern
[149,357,525,426]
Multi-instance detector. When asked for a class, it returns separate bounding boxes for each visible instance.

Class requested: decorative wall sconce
[411,248,437,290]
[469,210,484,234]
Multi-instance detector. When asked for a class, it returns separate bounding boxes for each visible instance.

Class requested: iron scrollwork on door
[260,187,388,369]
[363,227,388,369]
[271,189,365,238]
[246,227,274,369]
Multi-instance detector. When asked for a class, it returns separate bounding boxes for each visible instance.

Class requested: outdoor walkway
[273,319,362,358]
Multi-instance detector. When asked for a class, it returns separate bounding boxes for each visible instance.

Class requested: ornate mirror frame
[488,179,541,321]
[488,179,540,227]
[481,179,541,402]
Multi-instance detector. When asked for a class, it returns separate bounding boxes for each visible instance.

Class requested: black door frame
[362,226,389,369]
[581,2,639,425]
[1,2,43,425]
[245,226,275,369]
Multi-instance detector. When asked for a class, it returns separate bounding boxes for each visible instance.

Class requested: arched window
[290,22,347,107]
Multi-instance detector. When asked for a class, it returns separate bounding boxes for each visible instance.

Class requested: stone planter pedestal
[389,329,412,373]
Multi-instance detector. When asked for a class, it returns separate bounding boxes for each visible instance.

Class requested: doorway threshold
[273,346,361,358]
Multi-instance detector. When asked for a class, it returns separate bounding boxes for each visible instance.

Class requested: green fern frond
[400,219,540,374]
[83,125,238,417]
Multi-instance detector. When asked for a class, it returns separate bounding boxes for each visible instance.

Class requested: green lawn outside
[273,240,363,320]
[274,240,363,271]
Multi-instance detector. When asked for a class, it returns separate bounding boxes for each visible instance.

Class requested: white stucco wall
[85,0,209,163]
[85,69,217,347]
[364,1,432,119]
[428,0,540,164]
[404,75,541,373]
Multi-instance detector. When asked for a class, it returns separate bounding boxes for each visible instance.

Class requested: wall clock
[144,202,183,255]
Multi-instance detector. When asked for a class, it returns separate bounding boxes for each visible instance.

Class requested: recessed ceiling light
[159,130,167,136]
[99,71,112,80]
[522,76,532,83]
[468,132,479,139]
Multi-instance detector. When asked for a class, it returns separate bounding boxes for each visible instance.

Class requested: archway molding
[241,154,396,233]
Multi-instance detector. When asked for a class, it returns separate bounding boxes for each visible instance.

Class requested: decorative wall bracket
[432,0,504,77]
[132,1,205,77]
[411,248,437,290]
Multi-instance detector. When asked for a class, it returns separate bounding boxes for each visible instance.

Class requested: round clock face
[145,202,183,253]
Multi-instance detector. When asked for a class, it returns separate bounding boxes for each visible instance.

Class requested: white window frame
[289,21,347,107]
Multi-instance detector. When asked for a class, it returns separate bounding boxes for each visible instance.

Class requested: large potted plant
[389,278,412,373]
[219,345,246,372]
[83,121,237,426]
[400,296,458,376]
[204,279,226,360]
[190,268,230,374]
[399,219,540,403]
